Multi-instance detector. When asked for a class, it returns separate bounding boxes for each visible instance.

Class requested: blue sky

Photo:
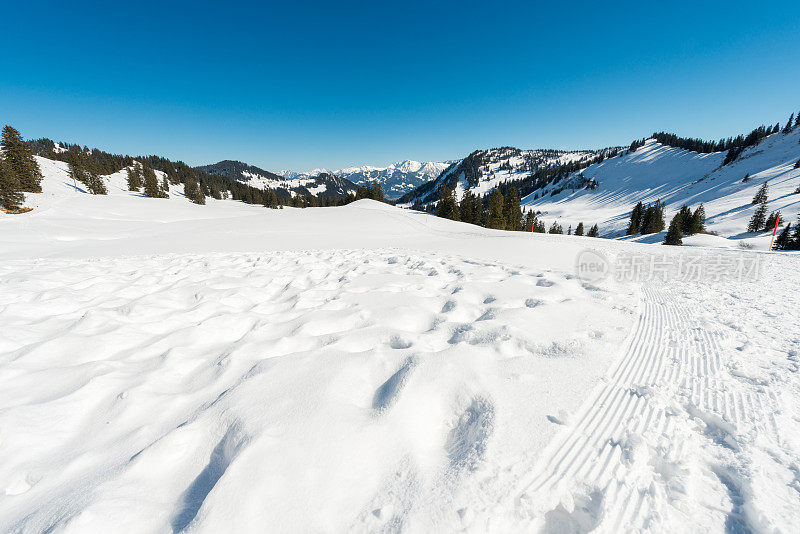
[1,1,799,170]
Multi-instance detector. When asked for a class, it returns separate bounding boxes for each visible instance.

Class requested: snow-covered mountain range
[399,126,800,240]
[196,160,359,199]
[279,160,451,200]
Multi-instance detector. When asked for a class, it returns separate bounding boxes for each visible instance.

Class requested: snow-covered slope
[526,128,800,241]
[196,160,359,199]
[397,147,605,205]
[398,127,800,245]
[280,160,451,200]
[1,156,799,533]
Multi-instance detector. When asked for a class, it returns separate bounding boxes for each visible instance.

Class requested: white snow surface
[1,158,799,533]
[526,129,800,245]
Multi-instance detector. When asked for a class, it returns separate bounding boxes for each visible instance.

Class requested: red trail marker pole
[768,215,781,251]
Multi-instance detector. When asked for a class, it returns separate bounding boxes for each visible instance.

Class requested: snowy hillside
[280,160,450,200]
[397,147,604,205]
[399,127,800,245]
[2,159,799,532]
[196,160,359,200]
[526,128,800,241]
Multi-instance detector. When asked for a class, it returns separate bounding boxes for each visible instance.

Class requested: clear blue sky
[1,1,799,171]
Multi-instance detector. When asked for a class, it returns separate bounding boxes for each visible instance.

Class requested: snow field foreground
[1,161,800,532]
[0,248,634,532]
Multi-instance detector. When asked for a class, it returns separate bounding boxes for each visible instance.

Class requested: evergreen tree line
[652,111,799,166]
[26,134,370,209]
[433,185,599,237]
[0,125,42,211]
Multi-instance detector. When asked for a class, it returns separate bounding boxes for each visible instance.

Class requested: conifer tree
[664,214,683,245]
[142,165,165,198]
[126,166,142,191]
[436,186,459,221]
[790,217,800,250]
[0,157,25,210]
[764,211,781,232]
[752,181,768,204]
[524,210,535,231]
[502,187,522,231]
[690,204,706,234]
[548,221,563,234]
[1,125,42,192]
[677,205,693,234]
[487,189,505,229]
[574,222,584,236]
[747,201,768,232]
[785,113,795,133]
[640,201,665,234]
[68,163,107,194]
[586,224,599,237]
[370,181,384,202]
[184,175,205,204]
[626,201,643,235]
[774,223,792,250]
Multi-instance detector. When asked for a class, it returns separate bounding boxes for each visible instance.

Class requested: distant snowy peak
[280,160,451,200]
[196,160,358,199]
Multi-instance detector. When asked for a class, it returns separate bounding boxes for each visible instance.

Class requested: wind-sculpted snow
[0,248,632,532]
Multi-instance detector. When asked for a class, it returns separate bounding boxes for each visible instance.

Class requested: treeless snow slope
[1,159,799,533]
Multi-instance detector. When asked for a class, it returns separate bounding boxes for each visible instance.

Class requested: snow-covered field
[1,160,799,532]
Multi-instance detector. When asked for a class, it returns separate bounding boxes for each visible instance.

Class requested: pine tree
[664,214,683,245]
[626,201,643,235]
[586,224,599,237]
[69,163,107,195]
[764,211,781,232]
[677,205,693,234]
[370,181,384,202]
[502,187,522,231]
[126,165,142,191]
[752,181,768,204]
[548,221,563,234]
[0,157,25,210]
[690,204,706,234]
[575,222,584,236]
[774,223,792,250]
[184,175,205,204]
[437,186,459,221]
[142,165,165,198]
[640,201,665,234]
[1,125,42,192]
[524,210,535,231]
[794,159,800,169]
[747,201,768,232]
[790,217,800,250]
[785,113,795,133]
[487,189,505,229]
[567,225,572,235]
